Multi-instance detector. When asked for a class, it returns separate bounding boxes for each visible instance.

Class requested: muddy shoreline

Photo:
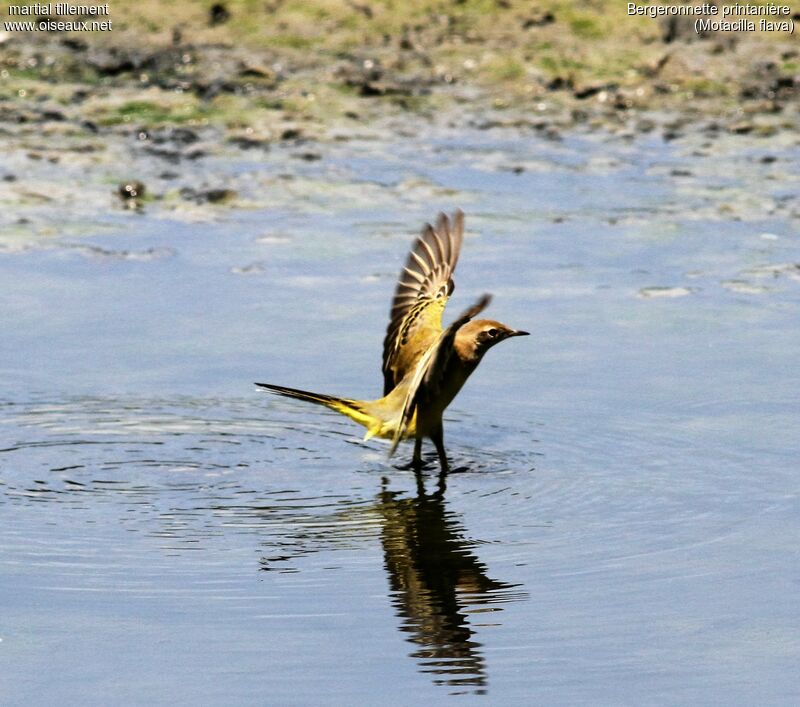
[1,2,798,240]
[2,1,798,146]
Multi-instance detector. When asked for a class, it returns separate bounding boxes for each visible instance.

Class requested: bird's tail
[255,382,384,439]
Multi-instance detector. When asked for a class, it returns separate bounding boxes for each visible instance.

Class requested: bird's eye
[487,328,499,337]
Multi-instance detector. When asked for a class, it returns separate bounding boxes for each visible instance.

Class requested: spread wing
[389,294,491,456]
[382,210,465,395]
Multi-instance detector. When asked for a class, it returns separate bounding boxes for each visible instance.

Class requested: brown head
[454,318,529,363]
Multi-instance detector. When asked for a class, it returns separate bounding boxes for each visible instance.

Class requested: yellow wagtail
[256,210,528,472]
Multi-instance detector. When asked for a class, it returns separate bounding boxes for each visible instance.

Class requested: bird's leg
[411,437,423,469]
[434,468,447,497]
[430,425,449,475]
[412,437,426,495]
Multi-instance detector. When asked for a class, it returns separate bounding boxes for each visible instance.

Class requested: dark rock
[143,147,182,163]
[238,62,277,81]
[209,3,231,26]
[118,181,146,200]
[138,128,202,161]
[228,136,269,149]
[358,82,385,97]
[159,127,199,145]
[336,59,415,97]
[613,92,632,110]
[193,80,239,99]
[522,11,554,28]
[741,62,798,102]
[547,76,572,91]
[179,187,236,204]
[203,188,235,203]
[729,122,754,135]
[86,46,183,78]
[574,83,616,100]
[87,47,141,75]
[61,37,87,51]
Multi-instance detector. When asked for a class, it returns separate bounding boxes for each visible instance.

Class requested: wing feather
[403,266,426,284]
[418,235,438,269]
[382,210,465,394]
[410,251,428,271]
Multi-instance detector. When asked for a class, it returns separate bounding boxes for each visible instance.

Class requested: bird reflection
[376,481,525,694]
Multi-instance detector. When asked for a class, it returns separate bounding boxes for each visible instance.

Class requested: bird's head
[455,319,529,362]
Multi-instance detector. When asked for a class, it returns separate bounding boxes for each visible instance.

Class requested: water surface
[1,121,799,704]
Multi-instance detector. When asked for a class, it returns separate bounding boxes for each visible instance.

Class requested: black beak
[510,330,530,337]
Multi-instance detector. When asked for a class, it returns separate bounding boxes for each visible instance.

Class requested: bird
[256,210,528,473]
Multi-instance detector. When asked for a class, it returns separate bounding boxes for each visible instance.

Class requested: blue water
[1,120,799,704]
